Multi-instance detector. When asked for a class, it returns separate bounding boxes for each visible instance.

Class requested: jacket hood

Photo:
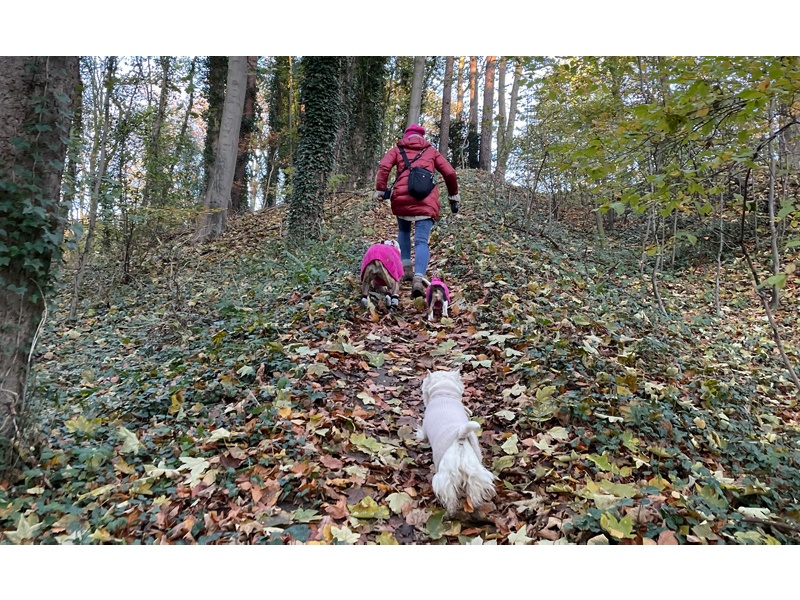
[397,135,431,151]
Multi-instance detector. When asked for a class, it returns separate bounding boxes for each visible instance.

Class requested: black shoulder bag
[398,147,436,200]
[384,147,435,200]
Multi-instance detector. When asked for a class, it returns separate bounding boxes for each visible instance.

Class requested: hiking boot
[411,276,425,299]
[402,264,413,282]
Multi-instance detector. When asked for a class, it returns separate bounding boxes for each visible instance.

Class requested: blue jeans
[397,217,433,277]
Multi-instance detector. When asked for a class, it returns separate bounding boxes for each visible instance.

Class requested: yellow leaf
[169,390,184,415]
[695,105,709,118]
[757,78,770,92]
[376,532,399,545]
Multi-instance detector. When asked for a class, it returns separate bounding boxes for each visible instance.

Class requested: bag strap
[398,146,427,173]
[388,146,428,191]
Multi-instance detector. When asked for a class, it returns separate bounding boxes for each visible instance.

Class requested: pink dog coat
[361,243,403,286]
[426,277,450,304]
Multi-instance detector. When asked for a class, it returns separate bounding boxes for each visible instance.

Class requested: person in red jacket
[375,124,460,298]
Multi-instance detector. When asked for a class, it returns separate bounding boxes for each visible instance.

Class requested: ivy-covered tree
[287,56,342,246]
[201,56,228,193]
[264,56,296,207]
[0,56,80,469]
[335,56,387,188]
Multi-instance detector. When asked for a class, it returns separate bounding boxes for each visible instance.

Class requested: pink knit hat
[404,124,426,138]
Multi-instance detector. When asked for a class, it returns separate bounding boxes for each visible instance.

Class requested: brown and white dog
[360,240,403,311]
[425,276,451,320]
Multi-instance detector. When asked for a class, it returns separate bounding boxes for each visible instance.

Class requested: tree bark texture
[202,56,228,194]
[468,56,479,168]
[497,59,522,178]
[439,56,454,160]
[230,56,258,215]
[0,56,79,467]
[195,56,248,242]
[495,58,506,176]
[455,56,465,117]
[479,56,496,171]
[142,56,171,208]
[287,56,342,246]
[407,56,426,128]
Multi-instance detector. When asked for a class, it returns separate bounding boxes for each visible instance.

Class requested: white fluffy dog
[416,369,496,514]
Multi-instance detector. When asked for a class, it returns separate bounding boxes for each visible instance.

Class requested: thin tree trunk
[497,59,522,178]
[738,168,800,391]
[170,56,196,182]
[495,58,506,175]
[455,56,465,117]
[767,98,780,310]
[715,190,724,317]
[479,56,496,171]
[670,210,678,267]
[468,56,479,168]
[194,56,248,242]
[407,56,426,127]
[439,56,454,158]
[69,57,116,320]
[143,56,170,207]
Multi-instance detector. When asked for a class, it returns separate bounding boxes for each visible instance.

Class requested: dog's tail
[432,422,496,514]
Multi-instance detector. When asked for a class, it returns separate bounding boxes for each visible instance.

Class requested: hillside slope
[3,171,800,545]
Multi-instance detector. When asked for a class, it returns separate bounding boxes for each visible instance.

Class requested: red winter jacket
[376,135,459,219]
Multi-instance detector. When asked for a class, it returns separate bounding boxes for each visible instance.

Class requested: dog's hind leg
[360,268,372,308]
[389,276,400,310]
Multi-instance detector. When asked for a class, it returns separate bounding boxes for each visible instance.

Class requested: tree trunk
[407,56,426,127]
[230,56,258,215]
[0,56,80,468]
[142,56,171,208]
[195,56,248,242]
[455,56,465,117]
[69,57,116,320]
[468,56,479,168]
[479,56,496,171]
[287,56,295,166]
[287,56,342,246]
[343,56,387,187]
[439,56,454,159]
[495,58,507,177]
[767,98,780,310]
[202,56,228,194]
[497,59,521,178]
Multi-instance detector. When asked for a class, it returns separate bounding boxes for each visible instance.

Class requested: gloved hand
[374,191,386,201]
[448,194,460,214]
